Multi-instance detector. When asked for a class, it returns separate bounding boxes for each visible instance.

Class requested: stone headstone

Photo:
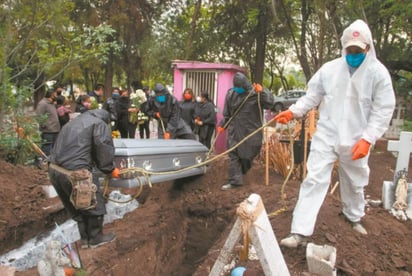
[387,131,412,175]
[382,131,412,211]
[385,104,406,139]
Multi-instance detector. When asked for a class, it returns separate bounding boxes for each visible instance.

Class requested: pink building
[172,60,248,153]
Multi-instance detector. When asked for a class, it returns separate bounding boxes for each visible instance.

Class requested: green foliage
[0,0,120,164]
[402,120,412,132]
[0,109,42,165]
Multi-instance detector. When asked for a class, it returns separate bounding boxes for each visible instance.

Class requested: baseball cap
[341,20,369,50]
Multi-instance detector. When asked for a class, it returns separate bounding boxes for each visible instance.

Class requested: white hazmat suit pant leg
[291,145,370,237]
[291,149,337,236]
[337,151,369,223]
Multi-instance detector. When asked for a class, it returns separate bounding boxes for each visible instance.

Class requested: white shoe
[352,222,368,235]
[221,183,241,190]
[280,234,308,248]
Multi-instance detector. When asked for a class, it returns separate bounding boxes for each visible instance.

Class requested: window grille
[183,71,217,104]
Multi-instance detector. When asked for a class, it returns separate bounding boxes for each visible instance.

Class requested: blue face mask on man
[346,52,366,68]
[156,94,166,103]
[233,86,246,94]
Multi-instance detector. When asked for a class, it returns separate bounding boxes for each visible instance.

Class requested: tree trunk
[185,0,202,60]
[105,54,114,99]
[299,0,312,81]
[33,72,46,110]
[253,3,268,84]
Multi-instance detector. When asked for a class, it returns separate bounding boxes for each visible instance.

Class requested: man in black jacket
[48,109,116,249]
[144,83,195,139]
[103,87,120,130]
[218,72,274,190]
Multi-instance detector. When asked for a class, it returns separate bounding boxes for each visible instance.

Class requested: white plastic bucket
[306,243,337,276]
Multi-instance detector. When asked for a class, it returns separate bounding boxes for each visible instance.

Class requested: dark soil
[1,138,412,275]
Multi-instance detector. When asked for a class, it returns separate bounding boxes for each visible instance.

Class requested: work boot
[76,219,89,249]
[352,222,368,235]
[87,216,116,249]
[221,183,241,191]
[280,234,308,248]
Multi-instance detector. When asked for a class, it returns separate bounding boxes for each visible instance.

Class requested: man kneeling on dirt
[48,109,116,249]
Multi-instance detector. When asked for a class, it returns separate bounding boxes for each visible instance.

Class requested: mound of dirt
[1,138,412,275]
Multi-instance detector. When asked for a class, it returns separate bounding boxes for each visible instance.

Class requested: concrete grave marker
[387,131,412,175]
[382,132,412,214]
[209,193,289,276]
[385,104,406,139]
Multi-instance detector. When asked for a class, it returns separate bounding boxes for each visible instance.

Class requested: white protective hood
[340,19,376,58]
[290,19,395,149]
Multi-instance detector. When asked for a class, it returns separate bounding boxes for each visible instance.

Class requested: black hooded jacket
[219,72,274,160]
[48,109,115,174]
[144,83,193,139]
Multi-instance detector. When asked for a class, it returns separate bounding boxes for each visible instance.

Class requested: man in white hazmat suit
[274,19,395,248]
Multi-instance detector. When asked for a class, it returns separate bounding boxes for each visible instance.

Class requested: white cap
[341,20,370,50]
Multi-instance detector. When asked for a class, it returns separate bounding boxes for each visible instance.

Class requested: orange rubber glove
[273,110,293,124]
[217,126,225,134]
[112,168,120,178]
[253,83,263,93]
[351,139,371,160]
[155,112,161,119]
[164,132,171,139]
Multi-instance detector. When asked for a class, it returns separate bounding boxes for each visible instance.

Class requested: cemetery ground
[1,138,412,275]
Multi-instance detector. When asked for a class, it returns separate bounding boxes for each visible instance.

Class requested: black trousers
[41,132,59,156]
[139,120,150,139]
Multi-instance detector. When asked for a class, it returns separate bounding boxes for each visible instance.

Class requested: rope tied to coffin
[235,197,264,260]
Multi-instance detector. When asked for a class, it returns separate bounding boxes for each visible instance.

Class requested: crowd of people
[36,83,222,142]
[35,81,224,160]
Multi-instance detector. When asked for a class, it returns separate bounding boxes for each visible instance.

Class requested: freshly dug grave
[1,139,411,275]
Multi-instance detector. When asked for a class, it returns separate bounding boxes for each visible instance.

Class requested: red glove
[112,168,120,178]
[273,110,293,124]
[351,139,371,160]
[253,83,263,93]
[217,126,225,134]
[164,132,171,139]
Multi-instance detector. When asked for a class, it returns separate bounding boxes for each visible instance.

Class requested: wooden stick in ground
[303,126,308,179]
[330,181,339,195]
[265,128,269,186]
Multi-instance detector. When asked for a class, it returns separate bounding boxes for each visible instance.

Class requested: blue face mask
[233,86,246,94]
[112,93,119,98]
[346,53,366,68]
[156,94,166,103]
